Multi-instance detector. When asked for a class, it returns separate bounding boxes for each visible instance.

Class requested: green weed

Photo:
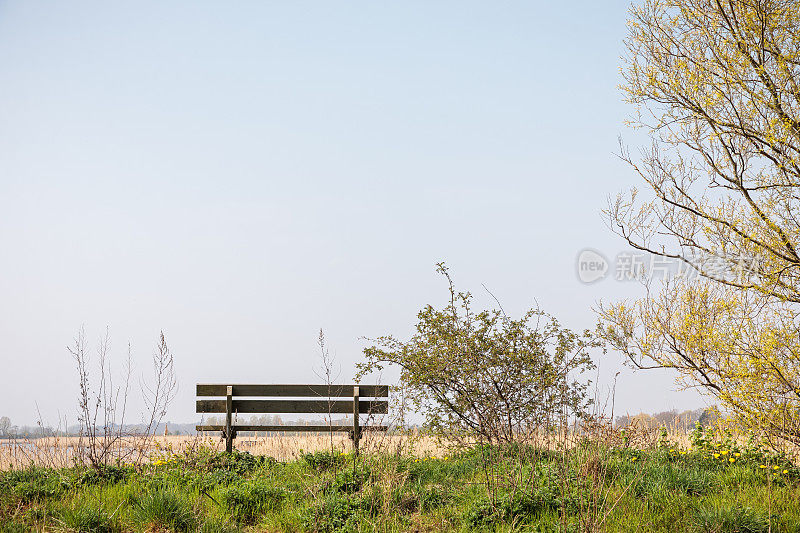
[131,486,196,531]
[218,479,286,525]
[302,450,347,472]
[57,501,118,533]
[693,505,772,533]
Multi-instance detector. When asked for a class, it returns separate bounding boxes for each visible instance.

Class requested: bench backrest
[195,383,389,454]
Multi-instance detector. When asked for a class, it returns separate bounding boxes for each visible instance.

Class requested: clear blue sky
[0,1,705,425]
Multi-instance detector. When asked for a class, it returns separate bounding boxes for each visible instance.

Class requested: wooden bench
[195,384,389,454]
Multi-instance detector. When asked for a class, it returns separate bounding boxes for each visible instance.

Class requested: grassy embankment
[2,433,800,532]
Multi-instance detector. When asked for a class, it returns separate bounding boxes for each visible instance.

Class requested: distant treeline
[0,415,367,439]
[0,409,718,440]
[614,408,719,431]
[201,415,358,437]
[0,419,198,439]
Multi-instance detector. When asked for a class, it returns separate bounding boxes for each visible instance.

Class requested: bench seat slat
[197,384,388,398]
[195,424,388,432]
[196,399,388,415]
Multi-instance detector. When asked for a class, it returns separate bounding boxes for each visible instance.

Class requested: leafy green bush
[359,263,597,445]
[463,497,502,528]
[303,492,365,532]
[199,449,274,475]
[57,465,130,490]
[143,468,195,491]
[302,450,346,472]
[329,467,370,494]
[0,467,67,503]
[464,490,568,528]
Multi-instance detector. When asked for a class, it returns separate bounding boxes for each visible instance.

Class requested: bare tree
[68,327,177,468]
[69,327,132,468]
[313,328,340,452]
[140,332,178,448]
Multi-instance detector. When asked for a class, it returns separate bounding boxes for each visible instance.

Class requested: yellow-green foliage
[601,279,800,444]
[603,0,800,444]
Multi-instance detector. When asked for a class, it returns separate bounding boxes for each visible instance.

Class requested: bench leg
[225,385,233,453]
[353,386,360,457]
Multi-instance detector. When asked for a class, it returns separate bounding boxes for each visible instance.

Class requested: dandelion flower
[760,465,767,469]
[783,470,789,474]
[729,458,735,463]
[714,453,720,458]
[774,466,780,470]
[721,450,729,455]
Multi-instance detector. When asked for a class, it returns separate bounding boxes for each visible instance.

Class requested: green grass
[1,444,800,532]
[57,500,118,533]
[132,485,197,531]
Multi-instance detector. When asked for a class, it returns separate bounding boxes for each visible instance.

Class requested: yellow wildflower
[729,458,735,463]
[713,453,720,458]
[783,470,789,474]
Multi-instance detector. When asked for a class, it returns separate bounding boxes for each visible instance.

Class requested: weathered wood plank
[353,386,360,456]
[196,399,388,415]
[195,424,388,432]
[196,384,388,398]
[225,385,233,453]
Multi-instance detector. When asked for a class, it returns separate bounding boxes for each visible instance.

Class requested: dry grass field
[0,433,448,470]
[0,418,714,471]
[0,426,708,473]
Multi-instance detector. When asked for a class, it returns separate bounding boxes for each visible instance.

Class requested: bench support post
[225,385,233,453]
[353,386,360,456]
